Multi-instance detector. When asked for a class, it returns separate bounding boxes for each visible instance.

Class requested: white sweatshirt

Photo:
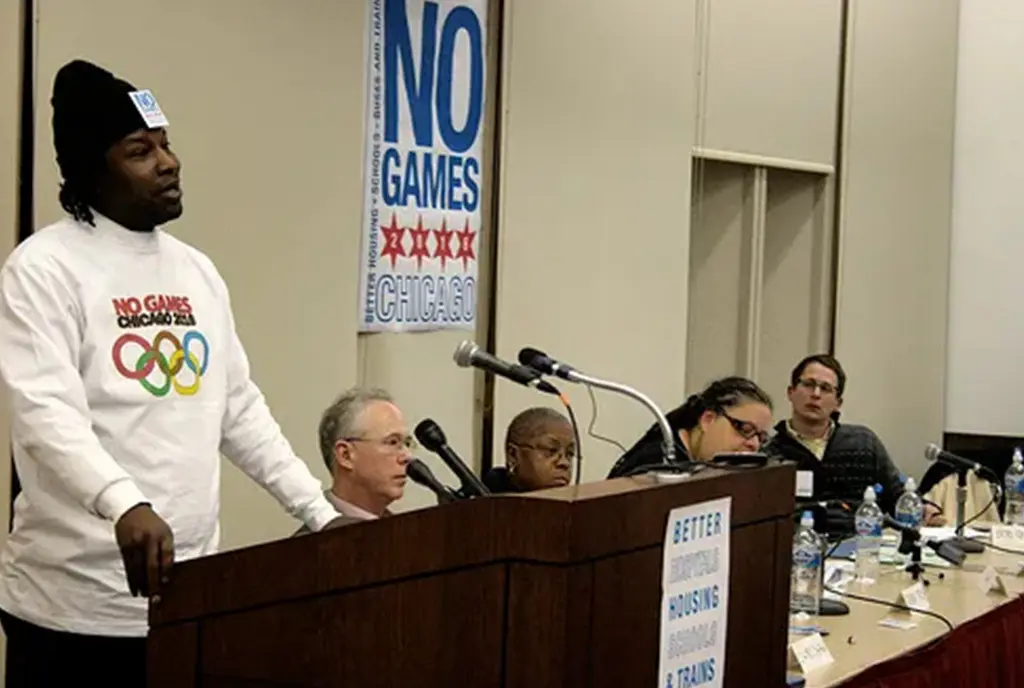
[0,212,340,637]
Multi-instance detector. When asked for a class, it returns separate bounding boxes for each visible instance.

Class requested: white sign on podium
[657,497,732,688]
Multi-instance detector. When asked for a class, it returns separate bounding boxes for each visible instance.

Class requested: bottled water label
[855,515,882,536]
[793,548,820,568]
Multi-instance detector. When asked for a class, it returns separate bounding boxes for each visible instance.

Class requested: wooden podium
[148,463,795,687]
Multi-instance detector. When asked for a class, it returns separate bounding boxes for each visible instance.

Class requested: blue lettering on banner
[384,0,484,152]
[375,274,476,324]
[667,585,720,621]
[662,658,717,688]
[672,511,724,544]
[360,0,487,333]
[382,150,480,211]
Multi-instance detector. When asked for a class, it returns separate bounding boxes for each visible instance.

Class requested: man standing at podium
[0,59,342,686]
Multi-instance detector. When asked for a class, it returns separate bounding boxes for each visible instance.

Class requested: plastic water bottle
[854,485,883,584]
[790,511,823,617]
[894,476,924,530]
[1005,449,1024,525]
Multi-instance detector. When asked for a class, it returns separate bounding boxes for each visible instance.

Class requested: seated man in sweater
[296,387,412,533]
[765,354,915,522]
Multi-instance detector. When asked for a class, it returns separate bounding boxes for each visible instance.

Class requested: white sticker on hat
[128,89,169,128]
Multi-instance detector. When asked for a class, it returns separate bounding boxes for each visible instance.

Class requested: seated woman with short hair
[607,376,774,478]
[484,407,575,493]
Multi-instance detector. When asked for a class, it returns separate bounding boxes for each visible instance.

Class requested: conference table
[799,526,1024,687]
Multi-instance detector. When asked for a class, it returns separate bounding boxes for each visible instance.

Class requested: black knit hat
[51,59,152,182]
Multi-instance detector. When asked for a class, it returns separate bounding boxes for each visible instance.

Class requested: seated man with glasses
[294,387,413,534]
[484,407,575,493]
[765,354,920,526]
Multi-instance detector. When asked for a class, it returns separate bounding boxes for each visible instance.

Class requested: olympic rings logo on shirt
[111,330,210,397]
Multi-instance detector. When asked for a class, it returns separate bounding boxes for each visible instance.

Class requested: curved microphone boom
[454,341,559,395]
[407,459,458,505]
[415,418,491,497]
[518,347,677,464]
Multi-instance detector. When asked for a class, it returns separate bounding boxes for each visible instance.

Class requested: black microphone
[518,346,578,381]
[406,458,458,505]
[924,444,1000,482]
[453,341,559,395]
[414,419,491,497]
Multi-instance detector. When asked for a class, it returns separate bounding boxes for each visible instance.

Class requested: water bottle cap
[863,485,876,501]
[801,510,815,526]
[874,483,883,494]
[904,476,917,492]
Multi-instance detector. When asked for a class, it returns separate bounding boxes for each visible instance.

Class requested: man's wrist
[95,479,150,523]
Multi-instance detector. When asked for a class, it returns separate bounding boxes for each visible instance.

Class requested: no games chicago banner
[358,0,488,332]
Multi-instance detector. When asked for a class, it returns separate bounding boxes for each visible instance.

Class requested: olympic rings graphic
[111,330,210,397]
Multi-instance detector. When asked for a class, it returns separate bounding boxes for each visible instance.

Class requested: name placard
[787,633,834,675]
[658,497,731,688]
[978,565,1010,597]
[887,581,930,620]
[990,525,1024,552]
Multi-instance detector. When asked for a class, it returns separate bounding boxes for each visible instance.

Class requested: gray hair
[505,406,570,448]
[318,387,394,471]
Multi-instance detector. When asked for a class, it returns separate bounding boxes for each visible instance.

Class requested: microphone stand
[562,369,676,465]
[899,530,929,584]
[945,466,985,554]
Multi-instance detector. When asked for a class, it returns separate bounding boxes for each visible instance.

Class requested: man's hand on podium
[115,503,174,598]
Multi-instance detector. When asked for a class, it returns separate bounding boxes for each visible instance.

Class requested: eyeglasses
[796,378,837,396]
[513,443,576,460]
[720,412,770,446]
[339,434,416,452]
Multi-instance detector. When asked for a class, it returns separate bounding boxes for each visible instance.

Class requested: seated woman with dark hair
[484,407,575,493]
[607,376,774,479]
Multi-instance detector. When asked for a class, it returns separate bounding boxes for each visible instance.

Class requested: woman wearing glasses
[607,376,774,479]
[485,407,576,493]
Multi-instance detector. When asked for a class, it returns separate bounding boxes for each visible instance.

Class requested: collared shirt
[325,490,381,521]
[786,419,834,461]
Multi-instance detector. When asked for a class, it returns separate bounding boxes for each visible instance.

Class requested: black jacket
[483,466,526,494]
[607,424,693,479]
[764,419,904,516]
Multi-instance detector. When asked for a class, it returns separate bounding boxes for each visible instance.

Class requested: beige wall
[492,0,696,480]
[946,0,1024,437]
[14,0,963,554]
[0,0,19,668]
[834,0,960,479]
[696,0,843,168]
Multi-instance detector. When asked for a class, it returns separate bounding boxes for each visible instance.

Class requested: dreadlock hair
[59,176,96,226]
[665,376,774,434]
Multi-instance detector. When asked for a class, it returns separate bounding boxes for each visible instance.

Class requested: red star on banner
[380,213,407,269]
[455,219,477,271]
[408,216,432,269]
[433,219,455,270]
